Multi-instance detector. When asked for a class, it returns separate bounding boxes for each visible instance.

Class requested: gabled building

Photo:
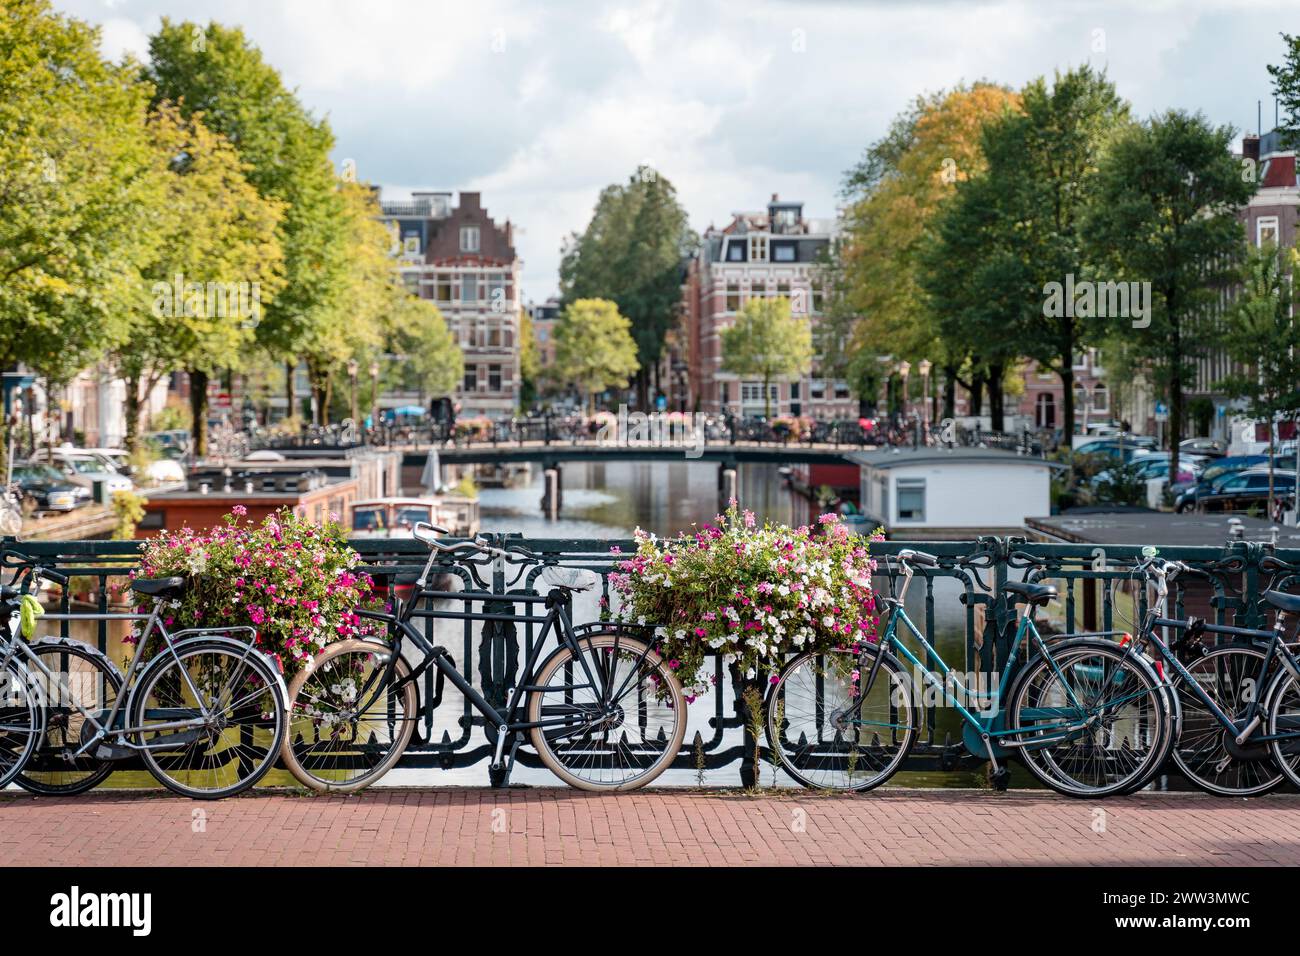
[379,191,522,418]
[682,194,853,419]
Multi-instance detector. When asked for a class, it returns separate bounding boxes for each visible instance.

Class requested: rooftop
[848,447,1065,470]
[1027,511,1300,547]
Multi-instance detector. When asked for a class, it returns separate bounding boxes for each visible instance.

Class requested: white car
[29,446,135,496]
[81,447,185,484]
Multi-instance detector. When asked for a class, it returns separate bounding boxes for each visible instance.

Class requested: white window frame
[460,225,481,253]
[1257,216,1280,247]
[749,234,768,262]
[402,236,420,257]
[895,478,926,523]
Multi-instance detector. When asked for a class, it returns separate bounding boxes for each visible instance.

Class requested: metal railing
[5,533,1297,786]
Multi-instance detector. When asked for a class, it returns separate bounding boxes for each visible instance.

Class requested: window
[1257,216,1280,247]
[773,242,796,262]
[749,235,768,262]
[776,280,791,299]
[834,382,851,399]
[896,478,926,522]
[721,383,730,405]
[726,242,745,262]
[810,380,826,400]
[1091,382,1109,414]
[402,236,420,257]
[460,225,480,252]
[463,367,478,392]
[486,274,508,312]
[790,382,800,400]
[488,364,502,391]
[751,280,767,299]
[487,324,501,348]
[726,282,741,311]
[741,382,778,415]
[461,274,478,303]
[434,274,452,303]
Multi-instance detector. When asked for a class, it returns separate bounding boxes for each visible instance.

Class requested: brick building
[682,195,853,419]
[379,191,522,418]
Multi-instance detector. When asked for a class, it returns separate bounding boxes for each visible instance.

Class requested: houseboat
[349,495,480,539]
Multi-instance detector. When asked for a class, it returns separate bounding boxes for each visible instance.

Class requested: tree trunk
[764,372,772,420]
[969,371,985,418]
[988,364,1005,432]
[189,369,209,459]
[285,360,296,421]
[942,364,957,421]
[1059,365,1075,442]
[1169,297,1182,481]
[124,372,142,455]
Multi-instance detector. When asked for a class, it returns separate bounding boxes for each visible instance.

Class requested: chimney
[1243,135,1260,163]
[771,193,779,202]
[459,192,482,212]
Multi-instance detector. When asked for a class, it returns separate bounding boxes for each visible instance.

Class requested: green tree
[0,0,161,465]
[1269,33,1300,150]
[145,20,351,447]
[1216,242,1300,514]
[840,83,1021,418]
[517,308,540,409]
[554,299,639,413]
[720,296,813,419]
[955,66,1129,440]
[387,296,463,404]
[116,103,286,452]
[559,168,696,406]
[1088,110,1254,478]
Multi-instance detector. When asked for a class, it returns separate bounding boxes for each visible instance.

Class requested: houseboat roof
[1027,511,1300,547]
[848,448,1066,471]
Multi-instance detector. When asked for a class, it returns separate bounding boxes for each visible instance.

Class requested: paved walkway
[1,787,1297,866]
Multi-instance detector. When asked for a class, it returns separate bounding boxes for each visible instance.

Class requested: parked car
[1173,455,1270,512]
[82,447,185,484]
[1091,454,1197,491]
[1195,468,1297,514]
[10,463,82,513]
[28,446,135,496]
[1074,436,1157,464]
[1180,436,1228,458]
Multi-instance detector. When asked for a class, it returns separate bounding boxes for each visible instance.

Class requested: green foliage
[559,169,696,397]
[110,489,148,540]
[720,297,813,418]
[554,298,640,411]
[1269,33,1300,151]
[387,295,463,401]
[1088,109,1254,474]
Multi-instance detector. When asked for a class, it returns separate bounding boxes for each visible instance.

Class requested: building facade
[379,191,522,419]
[682,195,853,419]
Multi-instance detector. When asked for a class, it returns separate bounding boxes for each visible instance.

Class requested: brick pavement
[1,787,1297,866]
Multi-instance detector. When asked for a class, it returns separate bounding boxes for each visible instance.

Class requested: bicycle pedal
[990,767,1012,792]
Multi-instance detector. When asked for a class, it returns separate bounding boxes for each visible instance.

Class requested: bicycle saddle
[1002,580,1057,606]
[130,576,186,597]
[1264,590,1300,614]
[539,566,599,592]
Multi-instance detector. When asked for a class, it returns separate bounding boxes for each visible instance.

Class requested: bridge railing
[6,533,1293,787]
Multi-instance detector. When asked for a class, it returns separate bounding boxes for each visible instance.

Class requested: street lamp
[918,359,932,432]
[897,360,911,421]
[347,358,358,427]
[369,360,380,431]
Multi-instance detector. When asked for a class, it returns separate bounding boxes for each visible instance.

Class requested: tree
[720,296,813,419]
[1216,242,1300,515]
[517,308,540,410]
[1269,33,1300,150]
[953,66,1129,440]
[1088,110,1254,478]
[116,103,286,452]
[387,296,463,404]
[839,84,1021,417]
[559,168,696,406]
[145,20,351,448]
[554,299,639,413]
[0,0,161,465]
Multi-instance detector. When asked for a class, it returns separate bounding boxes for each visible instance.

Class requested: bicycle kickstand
[488,727,525,788]
[981,733,1011,792]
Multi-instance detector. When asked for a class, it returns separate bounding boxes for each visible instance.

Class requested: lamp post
[897,360,911,422]
[347,358,358,428]
[918,359,932,435]
[369,360,380,432]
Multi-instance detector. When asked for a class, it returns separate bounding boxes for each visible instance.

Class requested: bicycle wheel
[766,646,915,792]
[0,660,42,789]
[15,638,122,795]
[1170,643,1283,797]
[527,631,686,791]
[281,639,417,793]
[130,640,286,799]
[1265,667,1300,790]
[1008,638,1170,797]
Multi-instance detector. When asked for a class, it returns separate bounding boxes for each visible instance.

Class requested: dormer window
[402,236,420,257]
[460,225,480,252]
[772,241,796,262]
[726,241,745,262]
[749,235,768,262]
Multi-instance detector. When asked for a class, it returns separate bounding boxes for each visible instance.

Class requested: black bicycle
[279,523,687,792]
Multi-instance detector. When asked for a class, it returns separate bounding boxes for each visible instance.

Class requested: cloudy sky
[56,0,1297,303]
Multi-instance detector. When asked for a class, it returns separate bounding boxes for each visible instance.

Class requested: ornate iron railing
[4,534,1298,787]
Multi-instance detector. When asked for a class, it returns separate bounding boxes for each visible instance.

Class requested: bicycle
[1123,556,1300,796]
[0,562,287,799]
[280,522,687,792]
[765,548,1172,796]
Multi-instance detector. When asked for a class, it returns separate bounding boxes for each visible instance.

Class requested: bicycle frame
[0,599,265,758]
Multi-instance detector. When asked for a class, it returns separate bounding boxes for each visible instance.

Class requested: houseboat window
[896,478,926,521]
[353,507,385,531]
[395,506,431,528]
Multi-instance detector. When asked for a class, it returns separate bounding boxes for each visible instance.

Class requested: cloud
[51,0,1300,302]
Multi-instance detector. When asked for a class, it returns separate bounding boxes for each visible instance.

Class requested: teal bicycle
[765,549,1173,796]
